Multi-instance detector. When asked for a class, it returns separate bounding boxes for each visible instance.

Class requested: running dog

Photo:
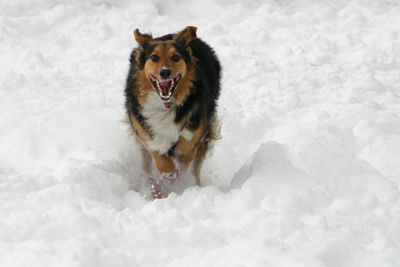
[124,26,221,197]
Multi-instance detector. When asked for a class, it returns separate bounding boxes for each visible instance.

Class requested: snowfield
[1,0,400,266]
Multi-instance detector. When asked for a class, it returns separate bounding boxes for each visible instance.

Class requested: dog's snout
[159,69,171,79]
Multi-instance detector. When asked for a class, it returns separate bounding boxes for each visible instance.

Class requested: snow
[1,0,400,266]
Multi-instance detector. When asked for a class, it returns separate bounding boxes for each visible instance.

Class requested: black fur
[138,44,157,70]
[124,32,221,140]
[125,50,149,132]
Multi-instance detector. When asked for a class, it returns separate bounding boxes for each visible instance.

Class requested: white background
[1,0,400,266]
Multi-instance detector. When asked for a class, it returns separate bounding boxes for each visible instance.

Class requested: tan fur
[174,68,195,105]
[174,26,197,44]
[177,121,205,155]
[134,29,152,46]
[192,139,209,186]
[129,114,150,142]
[144,43,188,80]
[135,72,151,106]
[151,151,175,173]
[141,144,152,175]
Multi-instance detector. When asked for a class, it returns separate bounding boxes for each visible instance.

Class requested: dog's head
[134,26,197,103]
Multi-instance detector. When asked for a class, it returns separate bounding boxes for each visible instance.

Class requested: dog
[124,26,221,197]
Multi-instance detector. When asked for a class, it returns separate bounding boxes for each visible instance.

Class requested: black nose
[159,69,171,79]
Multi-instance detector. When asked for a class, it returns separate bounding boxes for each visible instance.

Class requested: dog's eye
[150,55,160,62]
[171,54,181,62]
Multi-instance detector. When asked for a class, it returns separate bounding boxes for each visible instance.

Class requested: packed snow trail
[1,0,400,266]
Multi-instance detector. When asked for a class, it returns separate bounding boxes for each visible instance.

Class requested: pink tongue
[159,80,171,95]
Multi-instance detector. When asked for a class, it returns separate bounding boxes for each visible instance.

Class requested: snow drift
[1,0,400,266]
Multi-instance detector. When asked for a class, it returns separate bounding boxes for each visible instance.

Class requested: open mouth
[149,73,182,102]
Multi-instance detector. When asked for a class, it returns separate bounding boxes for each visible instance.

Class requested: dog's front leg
[176,123,206,186]
[177,121,205,156]
[151,151,175,173]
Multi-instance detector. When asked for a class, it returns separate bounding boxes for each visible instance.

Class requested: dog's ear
[134,28,153,48]
[174,26,197,46]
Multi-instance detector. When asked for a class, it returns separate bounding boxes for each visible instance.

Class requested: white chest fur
[142,92,181,154]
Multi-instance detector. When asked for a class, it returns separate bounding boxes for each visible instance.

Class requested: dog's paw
[149,178,166,199]
[151,183,165,199]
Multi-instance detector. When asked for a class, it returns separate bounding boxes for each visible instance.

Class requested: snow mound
[1,0,400,266]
